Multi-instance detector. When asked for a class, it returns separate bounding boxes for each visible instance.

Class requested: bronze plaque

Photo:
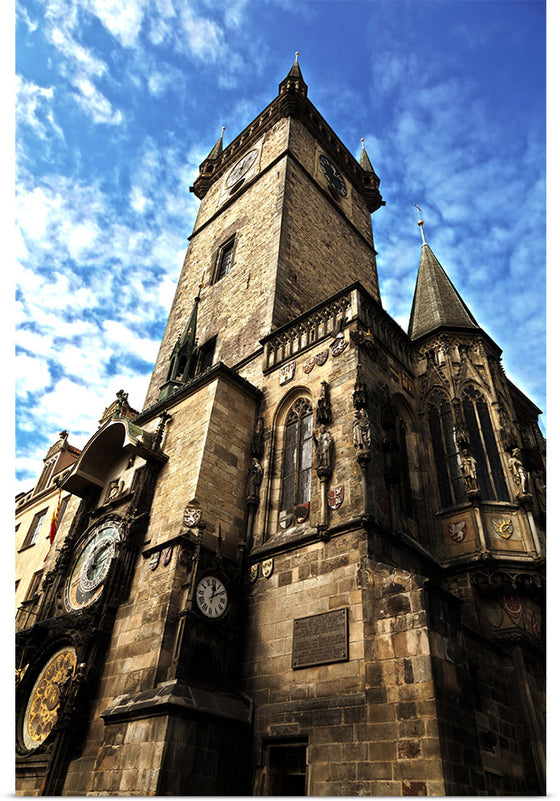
[292,608,348,669]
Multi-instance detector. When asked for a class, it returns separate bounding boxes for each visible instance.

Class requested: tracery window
[460,386,508,501]
[396,417,414,516]
[427,391,466,508]
[279,398,313,523]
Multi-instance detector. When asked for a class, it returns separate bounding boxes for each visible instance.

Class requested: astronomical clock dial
[64,521,122,612]
[195,575,229,619]
[225,149,258,189]
[319,154,347,197]
[22,647,77,751]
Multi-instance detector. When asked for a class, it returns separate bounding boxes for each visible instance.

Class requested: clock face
[64,521,122,611]
[22,647,77,751]
[319,154,347,197]
[195,575,228,619]
[225,149,258,189]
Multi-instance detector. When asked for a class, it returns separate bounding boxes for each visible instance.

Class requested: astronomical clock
[15,405,170,794]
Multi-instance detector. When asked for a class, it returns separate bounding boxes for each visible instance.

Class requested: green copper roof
[408,243,479,340]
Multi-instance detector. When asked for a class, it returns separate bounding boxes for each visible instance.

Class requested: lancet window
[460,385,508,501]
[427,391,466,508]
[280,398,313,520]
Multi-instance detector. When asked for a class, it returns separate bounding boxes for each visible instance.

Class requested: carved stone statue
[247,458,263,502]
[313,425,334,472]
[460,449,478,492]
[252,416,264,458]
[353,408,371,453]
[509,448,529,494]
[533,470,546,513]
[316,382,332,424]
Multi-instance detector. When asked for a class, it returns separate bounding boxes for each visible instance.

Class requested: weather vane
[414,204,426,245]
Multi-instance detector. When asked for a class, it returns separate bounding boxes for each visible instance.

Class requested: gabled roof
[408,243,479,340]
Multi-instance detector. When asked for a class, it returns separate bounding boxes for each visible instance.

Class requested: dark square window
[21,508,48,549]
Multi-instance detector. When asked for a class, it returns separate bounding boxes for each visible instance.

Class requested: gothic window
[427,391,466,508]
[214,239,234,282]
[280,398,313,521]
[460,386,508,501]
[20,508,48,550]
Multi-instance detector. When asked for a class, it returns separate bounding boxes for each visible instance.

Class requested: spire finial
[295,51,299,62]
[414,203,426,245]
[361,138,365,148]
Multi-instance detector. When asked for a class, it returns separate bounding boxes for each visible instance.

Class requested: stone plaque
[292,608,348,669]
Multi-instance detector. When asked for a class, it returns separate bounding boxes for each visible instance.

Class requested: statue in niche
[509,448,529,494]
[313,424,334,472]
[460,449,478,492]
[316,382,332,424]
[353,408,371,453]
[246,458,263,502]
[533,470,546,513]
[252,416,265,458]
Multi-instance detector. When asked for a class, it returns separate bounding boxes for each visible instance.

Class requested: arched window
[279,398,313,524]
[460,386,508,501]
[427,391,466,508]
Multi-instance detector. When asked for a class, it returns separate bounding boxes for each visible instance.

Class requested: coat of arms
[303,357,315,374]
[262,558,274,579]
[248,564,259,583]
[448,520,467,543]
[503,595,523,619]
[279,510,293,529]
[327,485,344,510]
[331,337,348,357]
[149,551,160,571]
[279,360,296,385]
[184,507,202,527]
[315,350,329,366]
[294,502,309,523]
[162,545,173,566]
[494,518,514,539]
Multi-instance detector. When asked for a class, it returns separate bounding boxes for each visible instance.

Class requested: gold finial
[295,51,299,62]
[221,126,225,136]
[361,138,365,149]
[414,203,426,245]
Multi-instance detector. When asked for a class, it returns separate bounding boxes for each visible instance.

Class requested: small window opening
[215,240,234,282]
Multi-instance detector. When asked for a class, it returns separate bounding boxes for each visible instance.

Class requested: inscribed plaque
[292,608,348,669]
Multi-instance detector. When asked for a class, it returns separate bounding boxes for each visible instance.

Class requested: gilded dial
[225,149,258,189]
[22,647,77,750]
[195,575,228,619]
[319,154,347,197]
[64,521,122,611]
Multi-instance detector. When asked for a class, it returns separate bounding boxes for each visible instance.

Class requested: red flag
[45,491,61,561]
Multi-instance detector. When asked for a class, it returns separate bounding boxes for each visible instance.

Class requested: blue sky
[15,0,546,491]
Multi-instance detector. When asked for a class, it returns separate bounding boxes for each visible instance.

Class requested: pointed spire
[360,139,374,173]
[279,51,308,99]
[408,225,479,340]
[176,279,204,373]
[207,127,225,161]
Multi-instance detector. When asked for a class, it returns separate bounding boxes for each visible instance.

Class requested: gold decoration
[23,648,77,750]
[494,518,514,539]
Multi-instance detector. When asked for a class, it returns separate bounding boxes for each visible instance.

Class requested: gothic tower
[15,58,545,797]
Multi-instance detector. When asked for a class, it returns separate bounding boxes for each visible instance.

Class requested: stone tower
[15,58,545,796]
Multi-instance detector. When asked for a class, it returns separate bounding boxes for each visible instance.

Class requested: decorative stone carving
[316,381,332,424]
[313,424,334,478]
[508,448,529,495]
[353,365,368,410]
[353,408,371,457]
[460,449,478,493]
[246,458,263,503]
[533,470,546,514]
[251,416,264,458]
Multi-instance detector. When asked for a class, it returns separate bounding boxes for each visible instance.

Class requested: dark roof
[408,243,479,340]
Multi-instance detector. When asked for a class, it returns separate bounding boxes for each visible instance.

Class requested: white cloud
[180,6,225,61]
[85,0,148,48]
[16,353,52,397]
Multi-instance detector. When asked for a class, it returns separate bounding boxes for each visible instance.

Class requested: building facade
[15,58,545,796]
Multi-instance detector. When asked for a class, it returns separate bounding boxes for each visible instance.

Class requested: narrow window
[397,418,414,516]
[461,387,508,501]
[427,392,466,509]
[280,398,313,524]
[215,239,234,282]
[20,509,48,549]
